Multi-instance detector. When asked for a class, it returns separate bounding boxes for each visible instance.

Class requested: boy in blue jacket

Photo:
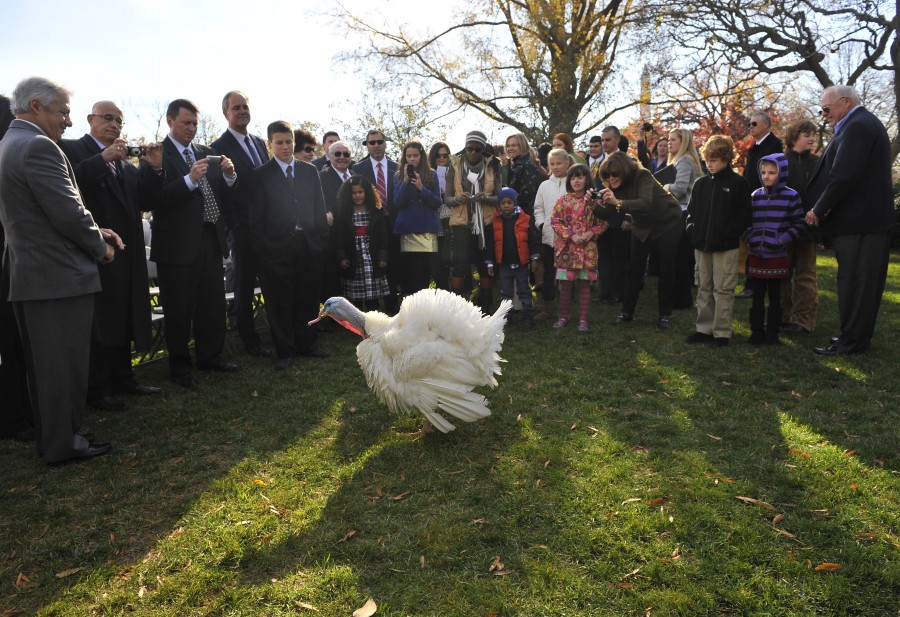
[484,188,540,330]
[745,153,806,344]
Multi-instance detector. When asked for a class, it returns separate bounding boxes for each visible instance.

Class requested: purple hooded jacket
[746,153,806,259]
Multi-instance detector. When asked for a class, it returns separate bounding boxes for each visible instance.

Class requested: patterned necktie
[376,161,387,206]
[591,159,600,179]
[244,136,262,167]
[183,148,219,224]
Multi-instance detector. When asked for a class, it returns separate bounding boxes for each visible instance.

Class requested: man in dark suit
[152,99,239,387]
[59,101,165,412]
[311,131,341,170]
[0,93,34,442]
[352,130,399,312]
[252,121,330,370]
[805,85,895,355]
[319,140,354,303]
[210,91,271,358]
[0,77,118,463]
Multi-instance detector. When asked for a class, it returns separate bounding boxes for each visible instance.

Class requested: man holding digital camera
[59,101,165,412]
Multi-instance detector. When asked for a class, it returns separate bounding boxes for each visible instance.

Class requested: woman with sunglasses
[597,152,683,329]
[292,128,318,163]
[429,142,453,290]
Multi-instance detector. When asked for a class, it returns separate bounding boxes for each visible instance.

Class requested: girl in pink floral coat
[550,164,608,332]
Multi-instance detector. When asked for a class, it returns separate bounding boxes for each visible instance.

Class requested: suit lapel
[252,135,269,165]
[225,130,255,169]
[164,137,191,175]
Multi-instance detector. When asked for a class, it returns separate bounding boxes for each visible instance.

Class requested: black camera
[125,145,146,157]
[641,122,654,133]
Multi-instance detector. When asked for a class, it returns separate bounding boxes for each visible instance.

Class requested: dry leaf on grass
[336,529,357,545]
[55,567,84,579]
[296,601,319,612]
[250,390,258,398]
[854,533,877,539]
[622,498,642,505]
[493,570,512,576]
[392,492,411,501]
[374,487,383,497]
[648,498,668,506]
[472,518,486,524]
[707,434,722,441]
[0,608,24,617]
[488,555,505,572]
[789,449,811,458]
[721,381,733,387]
[138,585,147,598]
[352,596,378,617]
[253,479,267,486]
[14,573,37,589]
[735,496,777,511]
[772,514,785,525]
[623,567,641,580]
[842,432,859,440]
[842,449,858,458]
[814,562,842,571]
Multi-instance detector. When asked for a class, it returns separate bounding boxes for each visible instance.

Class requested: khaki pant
[780,238,818,332]
[695,248,739,339]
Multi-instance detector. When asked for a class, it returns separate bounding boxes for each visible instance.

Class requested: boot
[477,283,493,315]
[534,299,556,322]
[450,277,466,296]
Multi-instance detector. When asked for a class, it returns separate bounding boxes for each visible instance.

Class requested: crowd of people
[0,76,894,465]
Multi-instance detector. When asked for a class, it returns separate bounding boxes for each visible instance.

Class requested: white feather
[333,289,511,433]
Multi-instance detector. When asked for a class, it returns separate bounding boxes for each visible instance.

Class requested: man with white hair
[0,76,121,463]
[805,84,895,355]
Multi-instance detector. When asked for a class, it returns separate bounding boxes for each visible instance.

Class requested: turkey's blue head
[308,297,368,339]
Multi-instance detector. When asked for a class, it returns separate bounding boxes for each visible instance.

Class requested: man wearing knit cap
[443,130,502,313]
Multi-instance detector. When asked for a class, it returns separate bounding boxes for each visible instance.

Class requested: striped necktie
[376,161,387,206]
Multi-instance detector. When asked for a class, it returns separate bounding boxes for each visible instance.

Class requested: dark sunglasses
[465,146,483,153]
[298,146,315,153]
[749,121,759,127]
[367,139,385,145]
[818,107,832,117]
[436,152,450,159]
[91,113,124,125]
[332,151,351,158]
[601,171,621,179]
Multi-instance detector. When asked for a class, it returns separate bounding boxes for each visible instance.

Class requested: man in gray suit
[0,77,121,464]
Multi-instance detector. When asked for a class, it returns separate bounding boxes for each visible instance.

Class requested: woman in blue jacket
[394,141,443,297]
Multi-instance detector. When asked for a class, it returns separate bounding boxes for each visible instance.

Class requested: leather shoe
[50,442,112,465]
[735,288,753,299]
[299,349,329,359]
[814,343,848,356]
[121,384,163,395]
[780,323,808,334]
[198,360,241,372]
[830,336,840,344]
[246,345,272,358]
[88,396,127,412]
[611,312,633,325]
[173,374,198,388]
[275,357,295,371]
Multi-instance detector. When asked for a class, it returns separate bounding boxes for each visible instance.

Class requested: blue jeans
[498,263,533,314]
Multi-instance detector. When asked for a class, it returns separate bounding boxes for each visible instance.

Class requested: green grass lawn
[2,252,899,616]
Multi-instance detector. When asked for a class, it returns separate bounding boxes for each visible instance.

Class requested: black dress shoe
[274,357,294,371]
[814,343,849,356]
[299,349,329,359]
[50,442,112,465]
[198,360,241,372]
[780,323,808,334]
[246,345,272,358]
[88,396,127,412]
[830,336,840,344]
[611,312,633,325]
[173,374,198,388]
[122,384,163,395]
[657,316,673,330]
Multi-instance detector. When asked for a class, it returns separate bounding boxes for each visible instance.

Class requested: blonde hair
[548,147,569,162]
[668,128,702,174]
[505,132,531,159]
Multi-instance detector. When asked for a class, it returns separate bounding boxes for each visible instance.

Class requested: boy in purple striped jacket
[745,153,806,345]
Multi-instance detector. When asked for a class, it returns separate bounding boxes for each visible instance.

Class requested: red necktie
[376,161,387,207]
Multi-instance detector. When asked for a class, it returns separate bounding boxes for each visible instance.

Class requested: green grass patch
[1,252,899,615]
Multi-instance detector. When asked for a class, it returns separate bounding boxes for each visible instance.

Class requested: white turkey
[309,288,512,433]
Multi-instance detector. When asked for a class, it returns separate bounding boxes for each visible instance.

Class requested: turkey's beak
[308,308,328,326]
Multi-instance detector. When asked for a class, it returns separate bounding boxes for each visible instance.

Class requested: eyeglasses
[601,171,621,179]
[367,139,385,145]
[298,146,315,153]
[436,152,450,159]
[332,151,351,158]
[749,121,758,127]
[90,113,124,125]
[820,96,848,117]
[465,146,483,153]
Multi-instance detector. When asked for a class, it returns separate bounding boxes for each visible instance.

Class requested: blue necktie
[245,136,262,167]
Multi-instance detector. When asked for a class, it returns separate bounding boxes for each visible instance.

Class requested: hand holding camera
[142,143,163,171]
[102,138,128,163]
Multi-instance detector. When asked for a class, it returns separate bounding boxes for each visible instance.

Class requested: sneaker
[657,316,672,330]
[611,312,632,325]
[685,332,714,344]
[553,318,568,329]
[577,320,588,332]
[712,337,729,347]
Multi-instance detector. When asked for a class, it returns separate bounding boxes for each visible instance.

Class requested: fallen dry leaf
[623,567,641,580]
[735,496,777,511]
[259,533,274,544]
[773,514,785,525]
[472,518,486,525]
[527,545,549,550]
[570,423,578,430]
[516,414,523,422]
[622,498,642,505]
[707,434,722,441]
[722,381,733,387]
[854,533,877,539]
[349,406,357,413]
[648,498,668,506]
[336,529,358,545]
[789,449,811,458]
[55,567,84,579]
[493,570,512,576]
[14,573,37,590]
[138,585,147,598]
[0,608,23,617]
[791,390,802,398]
[389,568,406,573]
[420,555,426,568]
[250,389,258,398]
[296,601,319,612]
[253,479,267,486]
[814,562,842,572]
[374,487,383,497]
[842,432,859,441]
[849,483,858,489]
[352,596,378,617]
[842,449,857,458]
[657,557,672,564]
[489,555,505,572]
[392,491,411,501]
